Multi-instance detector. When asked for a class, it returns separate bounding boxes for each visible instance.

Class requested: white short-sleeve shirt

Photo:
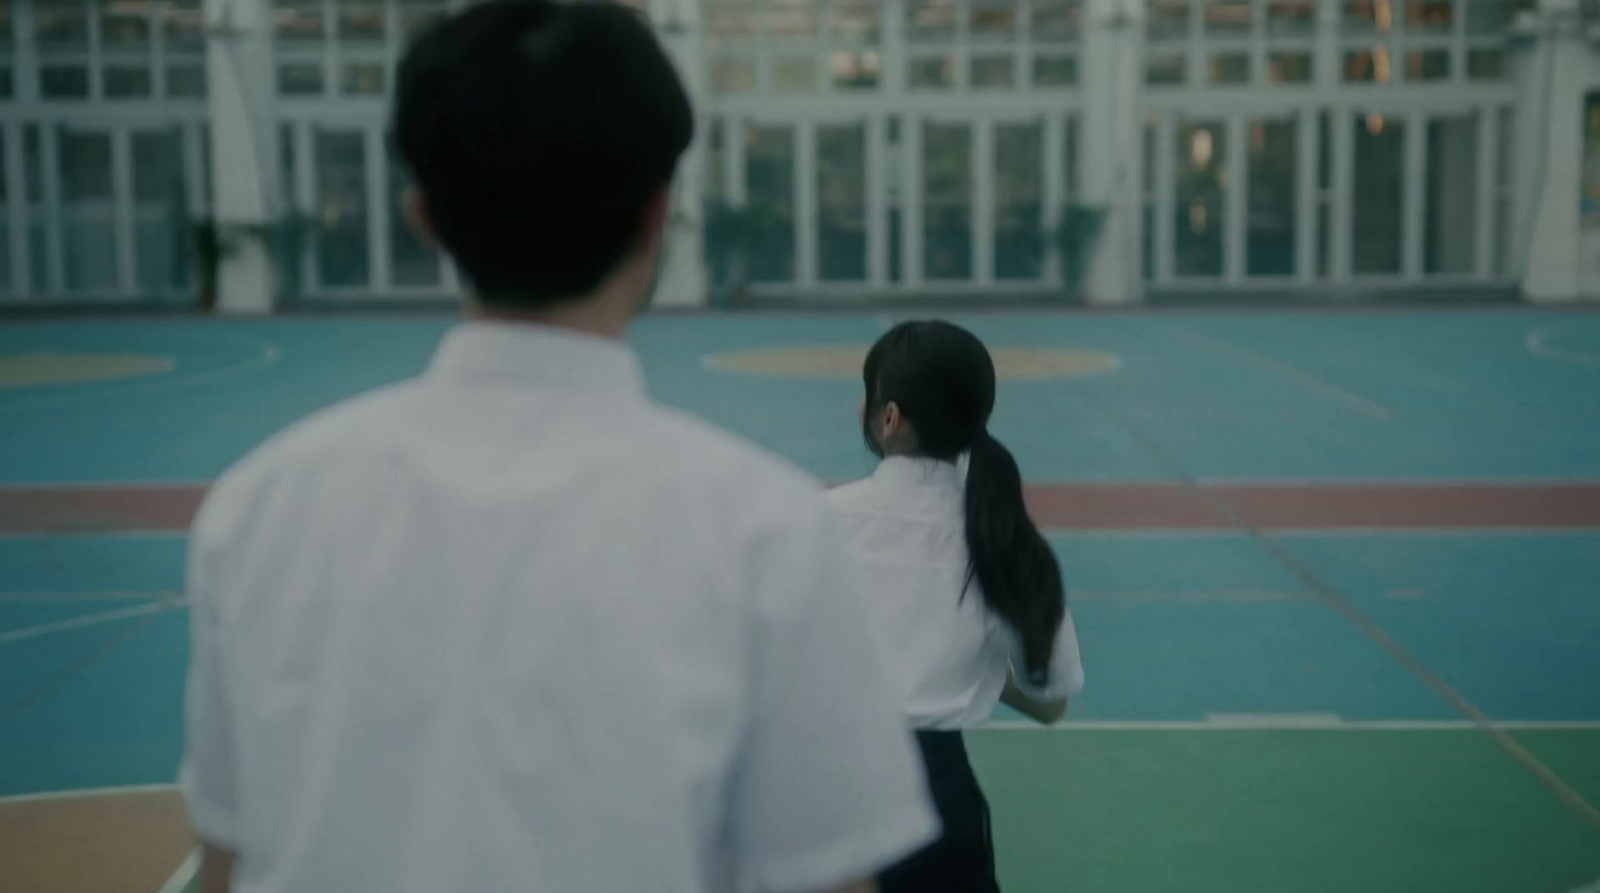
[180,322,937,893]
[826,456,1085,730]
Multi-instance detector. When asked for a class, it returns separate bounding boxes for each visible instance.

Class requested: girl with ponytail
[826,320,1084,893]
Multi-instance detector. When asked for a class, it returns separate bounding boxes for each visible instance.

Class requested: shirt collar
[873,455,964,492]
[427,322,647,398]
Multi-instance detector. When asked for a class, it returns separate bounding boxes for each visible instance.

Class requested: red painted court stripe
[1,482,1598,535]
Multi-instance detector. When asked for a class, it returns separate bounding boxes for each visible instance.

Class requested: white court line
[1071,590,1307,603]
[1195,476,1600,487]
[1174,329,1394,420]
[157,849,200,893]
[0,590,181,602]
[983,719,1600,731]
[0,598,186,644]
[1526,326,1600,368]
[0,782,178,807]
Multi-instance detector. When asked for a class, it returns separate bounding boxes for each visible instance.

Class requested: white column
[651,0,708,308]
[1515,0,1600,302]
[206,0,278,314]
[1079,0,1144,304]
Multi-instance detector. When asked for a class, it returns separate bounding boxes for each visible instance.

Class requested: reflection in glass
[1352,113,1404,274]
[390,146,440,287]
[909,53,955,89]
[59,128,119,291]
[745,125,795,283]
[1424,115,1478,275]
[1266,0,1315,34]
[970,55,1014,88]
[132,127,192,293]
[1267,53,1312,83]
[818,123,867,282]
[1033,54,1077,87]
[1206,0,1252,34]
[1468,48,1505,80]
[35,0,89,47]
[101,0,150,47]
[314,129,369,288]
[773,56,818,92]
[1247,120,1297,276]
[1209,54,1250,84]
[1174,121,1226,277]
[906,0,956,41]
[832,0,881,43]
[923,122,971,281]
[711,57,756,94]
[1405,49,1449,81]
[1146,54,1186,85]
[1032,0,1081,38]
[1146,0,1189,38]
[994,121,1044,280]
[25,125,48,293]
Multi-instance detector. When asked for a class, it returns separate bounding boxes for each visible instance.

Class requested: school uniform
[827,455,1085,893]
[180,322,938,893]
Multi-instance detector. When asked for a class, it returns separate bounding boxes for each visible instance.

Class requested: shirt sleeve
[730,500,939,893]
[1008,608,1086,702]
[178,520,241,849]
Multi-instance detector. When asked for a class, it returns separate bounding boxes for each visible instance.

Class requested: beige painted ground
[0,788,192,893]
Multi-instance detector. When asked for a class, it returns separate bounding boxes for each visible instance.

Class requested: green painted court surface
[2,308,1598,891]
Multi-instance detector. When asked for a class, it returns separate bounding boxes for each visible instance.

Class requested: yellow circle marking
[705,345,1120,381]
[0,352,175,388]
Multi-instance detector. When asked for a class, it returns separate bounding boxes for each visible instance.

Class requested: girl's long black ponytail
[863,320,1065,685]
[964,429,1064,686]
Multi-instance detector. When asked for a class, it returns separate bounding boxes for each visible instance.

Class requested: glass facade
[0,0,1530,304]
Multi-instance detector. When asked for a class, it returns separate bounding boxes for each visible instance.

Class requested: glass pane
[0,0,11,46]
[1497,107,1514,188]
[1142,201,1154,280]
[708,3,759,40]
[970,2,1016,37]
[1424,115,1478,275]
[25,126,47,293]
[41,65,90,98]
[1247,120,1297,276]
[1147,0,1190,38]
[400,0,448,39]
[103,65,151,98]
[1206,0,1252,34]
[132,128,191,292]
[1342,0,1390,33]
[1266,0,1315,35]
[1352,112,1404,274]
[1034,54,1077,87]
[1065,116,1081,196]
[35,0,89,47]
[922,121,972,281]
[971,55,1014,89]
[162,0,204,48]
[167,64,206,97]
[705,120,726,202]
[341,62,386,94]
[279,62,325,95]
[1468,48,1505,80]
[887,116,902,283]
[768,0,817,38]
[1032,0,1081,39]
[389,147,440,287]
[832,0,881,42]
[909,53,955,89]
[1267,52,1313,83]
[817,123,867,282]
[906,0,956,41]
[773,56,817,92]
[1174,120,1226,277]
[1146,54,1186,85]
[1318,110,1331,189]
[1344,47,1393,83]
[0,69,11,98]
[338,0,385,42]
[1209,54,1250,84]
[1493,195,1510,276]
[0,135,9,293]
[274,0,324,41]
[313,129,370,288]
[711,57,756,93]
[1466,0,1517,34]
[1405,0,1452,31]
[745,125,795,283]
[994,121,1044,280]
[101,0,150,47]
[59,129,119,291]
[829,50,881,89]
[1405,49,1449,81]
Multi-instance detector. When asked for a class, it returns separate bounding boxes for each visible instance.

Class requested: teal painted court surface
[2,308,1599,891]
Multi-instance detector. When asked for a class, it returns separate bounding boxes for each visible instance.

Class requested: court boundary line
[1526,326,1600,368]
[0,609,165,722]
[983,719,1600,731]
[0,590,181,602]
[0,598,186,645]
[1172,328,1395,420]
[156,849,199,893]
[1060,379,1600,835]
